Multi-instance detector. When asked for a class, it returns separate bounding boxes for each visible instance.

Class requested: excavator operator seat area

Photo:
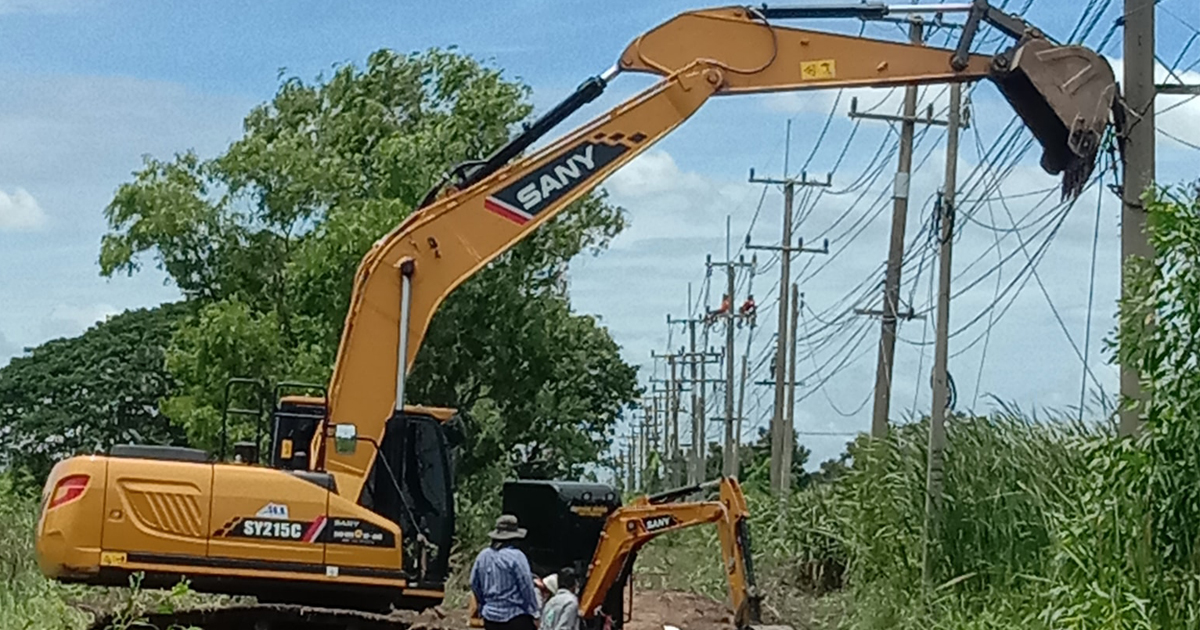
[502,481,620,576]
[272,396,326,470]
[358,410,455,585]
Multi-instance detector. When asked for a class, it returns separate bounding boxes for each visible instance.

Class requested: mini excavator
[36,2,1115,629]
[469,477,766,630]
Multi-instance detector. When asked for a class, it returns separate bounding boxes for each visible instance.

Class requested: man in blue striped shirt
[470,514,541,630]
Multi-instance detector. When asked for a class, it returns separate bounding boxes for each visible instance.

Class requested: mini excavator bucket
[990,37,1116,199]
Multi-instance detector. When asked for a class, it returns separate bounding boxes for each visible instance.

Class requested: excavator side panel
[323,491,404,581]
[207,464,329,567]
[101,458,214,561]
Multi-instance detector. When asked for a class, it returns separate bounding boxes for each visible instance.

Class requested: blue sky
[1,0,1198,466]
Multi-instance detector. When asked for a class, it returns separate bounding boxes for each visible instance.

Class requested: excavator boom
[318,2,1116,502]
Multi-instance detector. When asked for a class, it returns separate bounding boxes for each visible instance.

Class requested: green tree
[705,426,812,491]
[0,304,189,481]
[99,48,638,484]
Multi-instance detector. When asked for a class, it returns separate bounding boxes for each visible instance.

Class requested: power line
[1080,180,1105,420]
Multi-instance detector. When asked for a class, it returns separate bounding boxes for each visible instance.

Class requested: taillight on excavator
[47,474,89,509]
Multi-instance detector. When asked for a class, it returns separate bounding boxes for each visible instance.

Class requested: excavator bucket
[990,37,1116,200]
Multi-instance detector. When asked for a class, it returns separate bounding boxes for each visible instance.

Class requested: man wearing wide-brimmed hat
[470,514,541,630]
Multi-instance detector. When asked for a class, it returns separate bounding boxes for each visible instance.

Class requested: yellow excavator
[35,1,1115,628]
[465,477,766,630]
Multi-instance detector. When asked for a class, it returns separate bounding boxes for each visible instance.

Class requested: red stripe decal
[303,516,327,543]
[485,198,530,225]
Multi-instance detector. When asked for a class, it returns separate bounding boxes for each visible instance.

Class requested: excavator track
[86,603,420,630]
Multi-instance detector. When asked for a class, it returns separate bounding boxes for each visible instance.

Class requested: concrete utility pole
[726,258,736,477]
[650,350,689,485]
[868,18,924,439]
[782,283,801,494]
[687,308,700,482]
[668,313,700,484]
[1119,0,1155,437]
[616,450,625,492]
[736,354,749,449]
[923,81,962,583]
[627,429,637,491]
[638,417,648,490]
[746,182,830,493]
[706,234,756,477]
[746,184,829,495]
[668,355,681,484]
[665,315,720,484]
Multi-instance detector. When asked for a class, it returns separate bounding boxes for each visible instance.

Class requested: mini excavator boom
[36,3,1114,629]
[579,478,766,629]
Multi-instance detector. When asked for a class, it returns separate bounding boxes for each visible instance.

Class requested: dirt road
[623,590,736,630]
[414,589,736,630]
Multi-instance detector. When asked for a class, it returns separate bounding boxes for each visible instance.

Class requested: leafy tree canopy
[0,304,189,481]
[706,426,813,492]
[99,48,639,482]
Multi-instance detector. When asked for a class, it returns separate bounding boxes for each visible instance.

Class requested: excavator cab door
[360,410,455,585]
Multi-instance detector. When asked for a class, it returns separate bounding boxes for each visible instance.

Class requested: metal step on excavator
[38,2,1115,629]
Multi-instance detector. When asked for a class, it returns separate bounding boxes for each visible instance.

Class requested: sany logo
[643,515,675,532]
[256,503,289,520]
[515,145,597,211]
[485,140,629,225]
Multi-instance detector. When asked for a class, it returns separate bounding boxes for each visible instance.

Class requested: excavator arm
[315,3,1116,499]
[578,478,763,629]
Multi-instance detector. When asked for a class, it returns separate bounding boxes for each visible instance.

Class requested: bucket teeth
[990,37,1116,200]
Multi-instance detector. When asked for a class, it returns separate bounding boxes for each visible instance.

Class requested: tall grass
[0,475,90,629]
[840,410,1097,592]
[638,409,1108,629]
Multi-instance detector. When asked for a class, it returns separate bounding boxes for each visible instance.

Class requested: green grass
[0,476,91,629]
[0,477,232,630]
[636,410,1118,629]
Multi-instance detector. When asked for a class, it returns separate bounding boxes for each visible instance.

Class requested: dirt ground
[415,589,737,630]
[623,590,737,630]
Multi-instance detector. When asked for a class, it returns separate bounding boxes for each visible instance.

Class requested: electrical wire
[1079,180,1104,420]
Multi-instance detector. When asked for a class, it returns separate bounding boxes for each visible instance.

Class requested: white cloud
[572,138,1131,466]
[0,69,247,367]
[601,150,759,249]
[49,303,119,332]
[0,187,47,231]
